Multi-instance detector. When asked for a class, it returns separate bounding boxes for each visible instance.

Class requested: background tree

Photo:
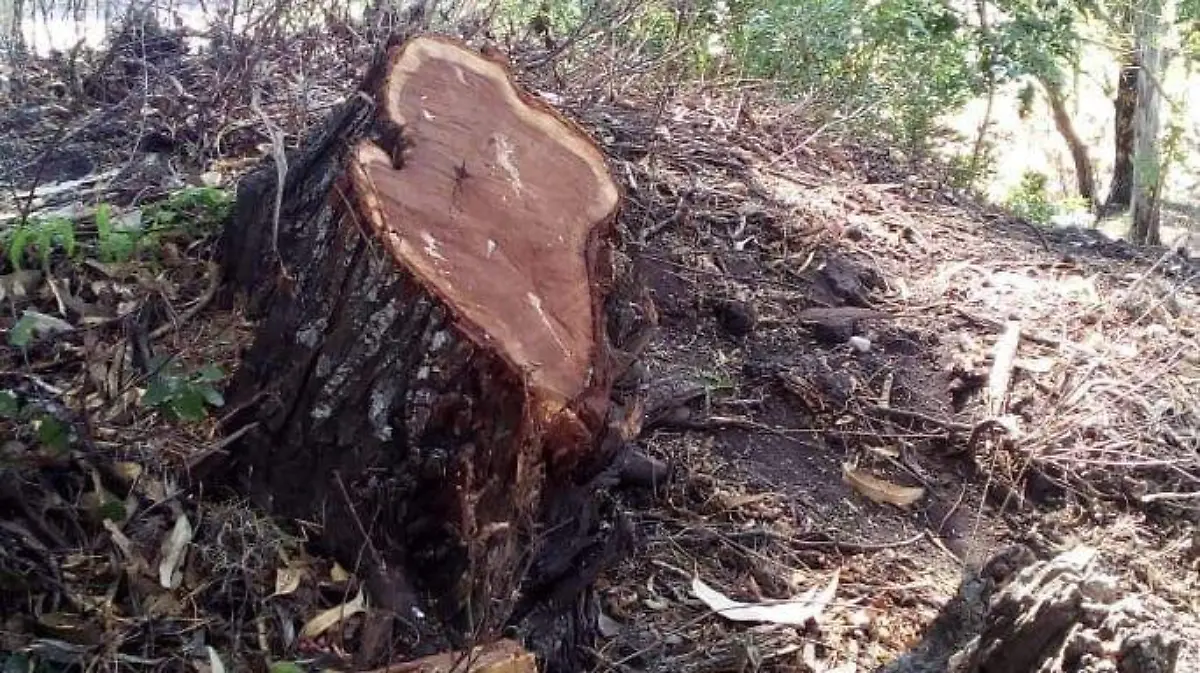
[1129,0,1176,245]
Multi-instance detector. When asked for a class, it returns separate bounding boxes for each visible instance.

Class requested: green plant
[144,186,233,236]
[0,390,73,455]
[1,186,232,270]
[948,139,999,191]
[142,359,226,422]
[1005,170,1055,223]
[94,203,144,263]
[2,216,77,271]
[716,0,982,148]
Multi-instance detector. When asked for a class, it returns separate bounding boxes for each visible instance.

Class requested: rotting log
[212,35,651,669]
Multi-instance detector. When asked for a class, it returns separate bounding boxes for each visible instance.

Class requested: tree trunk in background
[966,0,996,188]
[1130,0,1175,245]
[212,35,650,671]
[1103,58,1138,214]
[1039,75,1097,207]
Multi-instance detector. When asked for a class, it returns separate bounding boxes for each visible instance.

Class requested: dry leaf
[111,461,143,486]
[206,646,227,673]
[842,463,925,509]
[692,570,839,626]
[1015,357,1055,373]
[158,513,193,589]
[273,566,303,597]
[300,587,366,639]
[330,563,351,583]
[597,610,622,638]
[103,519,149,575]
[0,269,43,303]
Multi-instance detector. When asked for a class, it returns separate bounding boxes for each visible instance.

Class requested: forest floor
[1,22,1199,673]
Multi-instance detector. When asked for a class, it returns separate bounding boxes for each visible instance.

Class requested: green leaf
[171,389,208,422]
[8,313,39,348]
[35,415,71,453]
[199,386,225,408]
[9,225,31,270]
[195,363,225,383]
[0,390,19,418]
[268,662,305,673]
[142,378,174,407]
[98,499,127,522]
[95,203,111,234]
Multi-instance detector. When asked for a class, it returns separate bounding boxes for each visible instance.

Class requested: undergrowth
[0,186,231,271]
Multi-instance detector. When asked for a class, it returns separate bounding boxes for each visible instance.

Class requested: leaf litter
[0,7,1197,673]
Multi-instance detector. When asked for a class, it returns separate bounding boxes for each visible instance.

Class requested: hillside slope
[1,28,1198,672]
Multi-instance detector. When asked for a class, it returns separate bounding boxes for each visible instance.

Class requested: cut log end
[349,36,619,407]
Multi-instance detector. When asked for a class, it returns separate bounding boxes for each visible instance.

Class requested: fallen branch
[987,320,1021,417]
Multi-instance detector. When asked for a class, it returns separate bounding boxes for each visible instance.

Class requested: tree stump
[215,35,642,668]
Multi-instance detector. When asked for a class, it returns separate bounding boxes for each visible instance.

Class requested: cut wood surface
[213,34,641,670]
[348,37,619,405]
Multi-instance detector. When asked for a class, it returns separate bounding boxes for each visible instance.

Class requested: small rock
[616,448,670,489]
[809,320,854,344]
[848,336,871,353]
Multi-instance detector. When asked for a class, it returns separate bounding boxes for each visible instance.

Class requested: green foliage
[989,0,1081,83]
[142,358,226,422]
[0,390,19,417]
[1,216,77,270]
[144,186,233,236]
[720,0,980,147]
[0,390,74,455]
[35,415,71,453]
[948,147,999,191]
[1005,170,1055,223]
[94,203,141,263]
[268,662,306,673]
[1,187,231,271]
[1017,82,1037,119]
[490,0,986,148]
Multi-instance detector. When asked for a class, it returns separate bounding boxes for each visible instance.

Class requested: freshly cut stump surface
[216,35,627,666]
[351,37,619,403]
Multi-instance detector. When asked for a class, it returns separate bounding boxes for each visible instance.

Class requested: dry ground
[1,17,1198,673]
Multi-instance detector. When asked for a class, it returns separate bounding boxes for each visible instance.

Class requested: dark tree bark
[1104,59,1138,214]
[1039,75,1097,207]
[212,35,650,670]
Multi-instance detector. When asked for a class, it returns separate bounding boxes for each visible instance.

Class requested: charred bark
[1103,59,1138,215]
[211,35,650,670]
